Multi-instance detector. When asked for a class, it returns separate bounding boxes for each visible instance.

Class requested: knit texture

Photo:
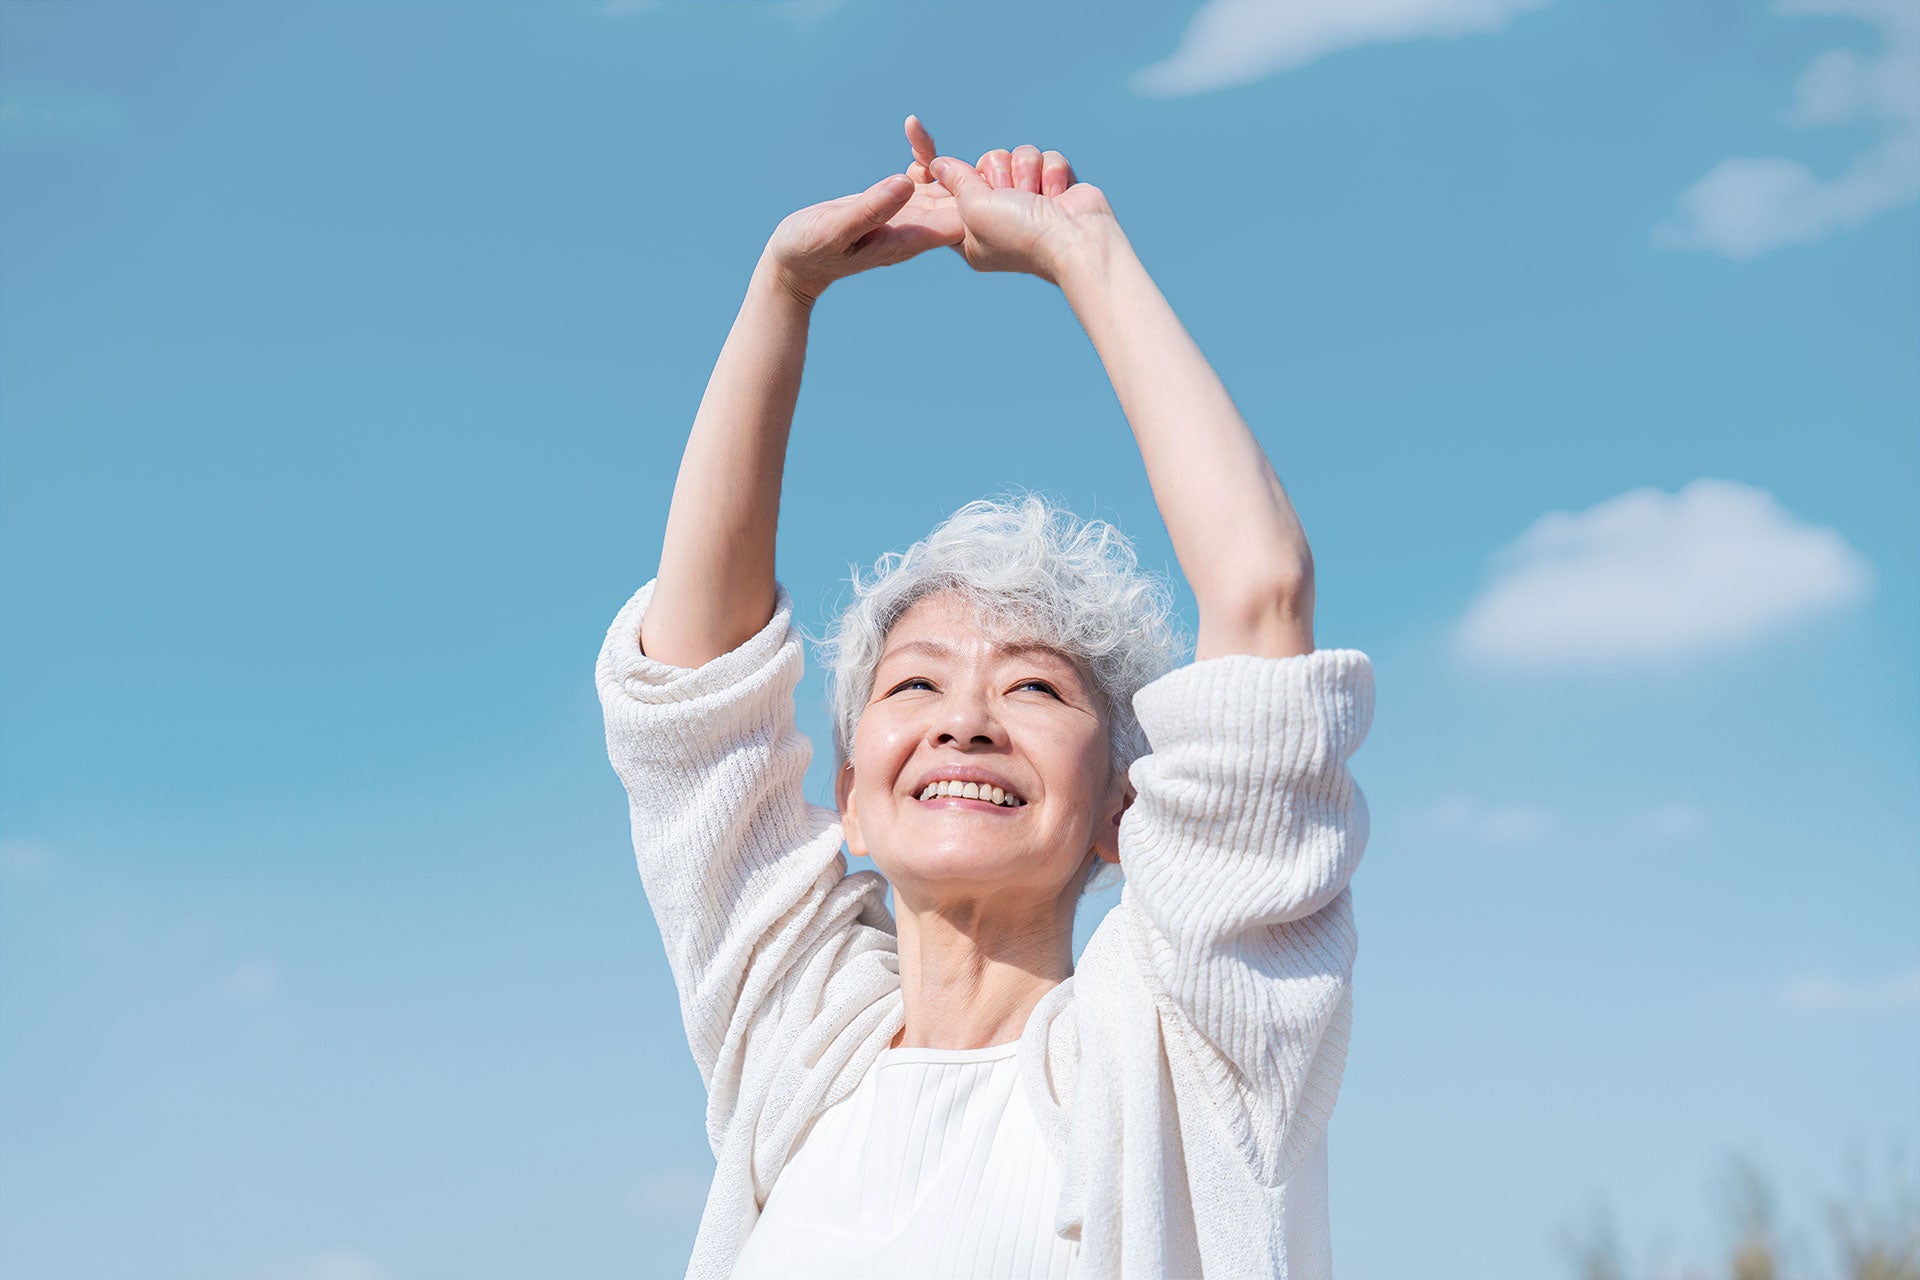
[596,577,1374,1279]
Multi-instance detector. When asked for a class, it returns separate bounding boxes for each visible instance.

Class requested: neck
[889,885,1078,1050]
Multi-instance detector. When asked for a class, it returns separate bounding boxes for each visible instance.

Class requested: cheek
[851,713,918,800]
[856,709,911,757]
[1032,717,1108,777]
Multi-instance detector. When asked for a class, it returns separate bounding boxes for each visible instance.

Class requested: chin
[879,845,1073,903]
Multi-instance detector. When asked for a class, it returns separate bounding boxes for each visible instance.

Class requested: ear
[836,763,867,859]
[1091,769,1136,867]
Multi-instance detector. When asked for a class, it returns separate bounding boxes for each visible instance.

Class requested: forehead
[878,593,1081,675]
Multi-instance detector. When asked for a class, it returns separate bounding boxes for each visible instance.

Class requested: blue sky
[2,1,1915,1278]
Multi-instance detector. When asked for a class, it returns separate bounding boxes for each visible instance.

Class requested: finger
[906,114,937,172]
[913,156,980,191]
[849,173,915,233]
[930,155,990,205]
[1041,150,1075,198]
[1011,145,1043,194]
[976,148,1013,190]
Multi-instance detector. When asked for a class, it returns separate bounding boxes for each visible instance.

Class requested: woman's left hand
[927,142,1120,284]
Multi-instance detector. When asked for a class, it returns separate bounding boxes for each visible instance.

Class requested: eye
[1015,679,1060,698]
[887,678,934,695]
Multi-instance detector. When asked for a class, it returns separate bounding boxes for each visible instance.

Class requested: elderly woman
[596,117,1375,1280]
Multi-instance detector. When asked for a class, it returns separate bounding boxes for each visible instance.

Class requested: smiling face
[836,590,1132,911]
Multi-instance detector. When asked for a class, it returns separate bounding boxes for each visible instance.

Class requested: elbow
[1197,557,1316,661]
[1272,550,1314,616]
[1244,551,1316,630]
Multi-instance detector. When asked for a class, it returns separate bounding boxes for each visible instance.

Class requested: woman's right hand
[764,115,968,306]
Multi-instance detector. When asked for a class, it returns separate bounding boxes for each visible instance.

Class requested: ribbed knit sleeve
[1117,647,1374,1192]
[595,578,902,1194]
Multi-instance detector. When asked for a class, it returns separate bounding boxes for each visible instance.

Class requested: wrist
[1049,221,1132,295]
[753,248,824,314]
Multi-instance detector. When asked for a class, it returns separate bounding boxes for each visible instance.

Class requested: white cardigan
[596,578,1375,1279]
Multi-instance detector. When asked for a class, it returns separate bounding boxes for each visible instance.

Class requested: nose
[928,685,1001,748]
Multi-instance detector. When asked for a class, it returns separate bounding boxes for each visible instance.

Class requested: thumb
[847,173,914,233]
[929,156,988,205]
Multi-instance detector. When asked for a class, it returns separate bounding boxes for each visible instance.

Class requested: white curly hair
[816,491,1188,895]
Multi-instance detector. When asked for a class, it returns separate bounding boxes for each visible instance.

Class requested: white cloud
[1779,962,1920,1013]
[1416,792,1557,845]
[0,838,54,878]
[773,0,846,22]
[1453,479,1872,668]
[0,89,124,140]
[1130,0,1547,97]
[1627,803,1714,843]
[1412,796,1723,851]
[219,958,278,1006]
[599,0,842,17]
[1656,0,1920,259]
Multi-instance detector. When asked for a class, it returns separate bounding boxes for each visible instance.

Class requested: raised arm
[638,255,809,669]
[600,126,987,1168]
[1054,230,1315,660]
[643,118,967,668]
[929,149,1315,661]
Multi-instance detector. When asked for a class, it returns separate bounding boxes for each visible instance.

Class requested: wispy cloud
[0,838,55,878]
[1626,803,1714,843]
[1779,963,1920,1013]
[219,958,278,1007]
[1130,0,1547,97]
[1409,796,1716,850]
[773,0,846,22]
[0,87,124,141]
[1414,792,1557,846]
[598,0,843,17]
[1453,479,1872,669]
[1656,0,1920,259]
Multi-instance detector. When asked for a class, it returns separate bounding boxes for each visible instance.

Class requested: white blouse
[729,1042,1079,1279]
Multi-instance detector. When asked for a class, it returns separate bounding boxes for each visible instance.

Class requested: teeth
[916,780,1024,806]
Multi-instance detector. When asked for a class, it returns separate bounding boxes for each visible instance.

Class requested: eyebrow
[881,637,1078,670]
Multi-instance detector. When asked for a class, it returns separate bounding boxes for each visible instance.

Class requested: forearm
[642,251,814,669]
[1056,227,1315,658]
